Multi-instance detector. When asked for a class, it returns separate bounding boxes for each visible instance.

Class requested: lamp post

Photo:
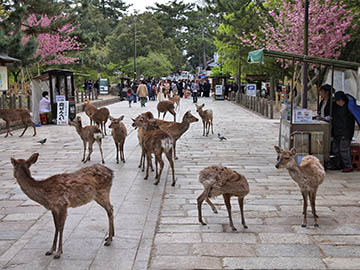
[302,0,309,108]
[133,13,137,82]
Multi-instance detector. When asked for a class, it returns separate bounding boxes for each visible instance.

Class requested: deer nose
[275,162,280,169]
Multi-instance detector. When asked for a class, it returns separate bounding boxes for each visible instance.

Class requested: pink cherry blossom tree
[25,14,83,65]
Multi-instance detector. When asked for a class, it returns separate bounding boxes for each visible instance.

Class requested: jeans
[193,92,198,103]
[332,137,352,169]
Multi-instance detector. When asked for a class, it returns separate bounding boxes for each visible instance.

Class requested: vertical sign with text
[57,101,69,125]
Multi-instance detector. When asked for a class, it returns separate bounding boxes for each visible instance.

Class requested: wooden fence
[235,93,274,119]
[0,89,99,110]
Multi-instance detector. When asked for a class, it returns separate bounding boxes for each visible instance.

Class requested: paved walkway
[0,97,359,269]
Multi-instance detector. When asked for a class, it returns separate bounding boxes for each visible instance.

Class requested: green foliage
[129,52,173,78]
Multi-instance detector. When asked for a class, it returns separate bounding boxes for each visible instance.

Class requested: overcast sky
[125,0,196,13]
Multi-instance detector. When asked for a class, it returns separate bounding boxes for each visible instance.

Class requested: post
[81,91,84,103]
[270,100,274,119]
[134,14,137,81]
[302,0,309,108]
[76,89,79,103]
[27,95,31,110]
[19,95,23,108]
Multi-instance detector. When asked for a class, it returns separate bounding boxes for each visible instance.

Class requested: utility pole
[134,13,137,82]
[302,0,309,108]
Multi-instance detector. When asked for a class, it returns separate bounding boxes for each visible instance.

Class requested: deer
[156,111,198,160]
[0,109,36,138]
[10,153,114,259]
[195,103,214,136]
[84,99,97,126]
[91,107,110,136]
[157,100,176,122]
[274,146,325,227]
[70,116,105,164]
[168,94,180,111]
[109,115,127,163]
[197,166,249,231]
[133,117,176,186]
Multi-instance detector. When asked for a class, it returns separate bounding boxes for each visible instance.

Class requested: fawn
[109,115,127,163]
[197,166,249,231]
[10,153,114,259]
[84,99,97,126]
[91,107,110,136]
[195,104,214,136]
[274,146,325,227]
[70,116,105,164]
[0,109,36,138]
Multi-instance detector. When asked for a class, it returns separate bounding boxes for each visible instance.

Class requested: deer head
[195,104,205,113]
[183,111,199,123]
[274,146,297,169]
[132,115,146,128]
[109,115,124,129]
[69,116,82,127]
[11,153,39,178]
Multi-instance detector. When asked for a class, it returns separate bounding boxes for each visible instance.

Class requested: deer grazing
[70,116,105,164]
[10,153,114,259]
[0,109,36,138]
[274,146,325,227]
[84,99,97,125]
[91,107,110,136]
[195,103,214,136]
[157,111,198,160]
[157,100,176,121]
[133,117,175,186]
[109,115,127,163]
[197,166,249,231]
[168,94,180,111]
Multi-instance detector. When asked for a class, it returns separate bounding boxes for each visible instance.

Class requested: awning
[0,54,21,65]
[247,49,264,64]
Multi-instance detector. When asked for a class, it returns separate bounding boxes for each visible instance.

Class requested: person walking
[191,79,199,103]
[137,80,148,107]
[157,81,165,102]
[127,88,133,108]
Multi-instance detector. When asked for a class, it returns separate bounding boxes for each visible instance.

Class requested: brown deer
[70,116,105,164]
[195,103,214,136]
[274,146,325,227]
[133,117,176,186]
[0,109,36,138]
[10,153,114,259]
[109,115,127,163]
[157,111,198,160]
[197,166,249,231]
[157,100,176,121]
[168,94,180,111]
[84,99,97,126]
[91,107,110,136]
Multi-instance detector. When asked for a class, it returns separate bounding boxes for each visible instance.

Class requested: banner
[57,101,69,125]
[0,66,8,91]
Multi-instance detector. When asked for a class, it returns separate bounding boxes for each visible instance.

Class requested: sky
[125,0,196,13]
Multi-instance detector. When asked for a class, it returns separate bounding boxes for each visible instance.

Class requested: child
[127,88,133,108]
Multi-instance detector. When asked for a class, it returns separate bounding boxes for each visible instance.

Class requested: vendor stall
[211,75,230,100]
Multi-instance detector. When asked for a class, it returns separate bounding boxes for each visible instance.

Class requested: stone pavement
[0,97,359,269]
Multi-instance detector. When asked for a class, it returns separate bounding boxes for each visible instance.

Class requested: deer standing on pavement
[0,109,36,137]
[91,107,110,136]
[109,115,127,163]
[195,103,214,136]
[70,116,105,164]
[10,153,114,259]
[168,94,180,111]
[84,99,97,125]
[197,166,249,231]
[157,100,176,121]
[274,146,325,227]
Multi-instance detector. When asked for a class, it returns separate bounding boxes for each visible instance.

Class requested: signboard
[99,78,109,94]
[55,95,66,103]
[246,84,257,96]
[0,66,8,91]
[57,101,69,125]
[215,85,223,95]
[293,109,312,123]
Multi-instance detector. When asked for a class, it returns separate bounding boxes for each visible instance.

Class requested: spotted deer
[274,146,325,227]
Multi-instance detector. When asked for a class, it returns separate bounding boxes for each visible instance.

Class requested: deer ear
[26,153,39,166]
[131,118,135,122]
[10,158,17,167]
[109,116,114,121]
[290,147,296,156]
[274,145,282,154]
[201,104,205,108]
[119,115,125,121]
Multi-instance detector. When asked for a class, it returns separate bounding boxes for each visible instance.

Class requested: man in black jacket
[331,91,355,172]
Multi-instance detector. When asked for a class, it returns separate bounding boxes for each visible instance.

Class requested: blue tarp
[347,94,360,127]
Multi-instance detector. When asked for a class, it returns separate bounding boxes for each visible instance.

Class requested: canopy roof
[0,54,21,65]
[248,49,360,70]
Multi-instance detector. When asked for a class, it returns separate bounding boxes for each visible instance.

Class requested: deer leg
[46,211,59,256]
[197,189,209,225]
[223,194,237,231]
[171,110,176,121]
[205,198,218,214]
[211,120,214,134]
[165,149,175,186]
[115,142,119,163]
[238,197,248,229]
[155,156,159,179]
[82,141,87,162]
[53,208,67,259]
[19,124,28,137]
[85,142,94,163]
[173,140,178,160]
[32,121,36,136]
[4,121,11,137]
[103,120,107,136]
[301,191,308,227]
[145,153,151,180]
[309,191,319,227]
[202,121,205,136]
[121,142,125,163]
[95,194,114,246]
[163,111,167,120]
[206,122,210,136]
[96,139,105,164]
[154,155,164,185]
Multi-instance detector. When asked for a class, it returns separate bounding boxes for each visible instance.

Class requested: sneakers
[342,168,353,173]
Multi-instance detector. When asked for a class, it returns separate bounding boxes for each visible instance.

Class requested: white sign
[56,95,66,103]
[57,101,69,125]
[0,66,8,91]
[293,109,312,123]
[215,85,223,95]
[246,84,257,96]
